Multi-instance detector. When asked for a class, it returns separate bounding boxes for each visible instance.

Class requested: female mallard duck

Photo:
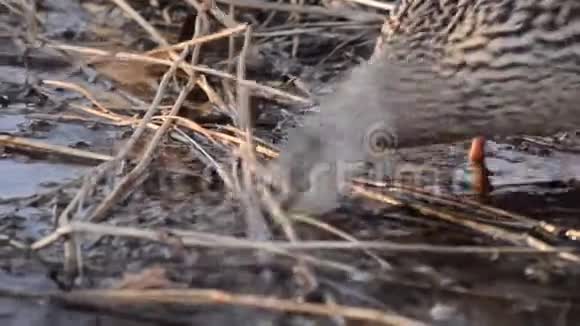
[273,0,580,213]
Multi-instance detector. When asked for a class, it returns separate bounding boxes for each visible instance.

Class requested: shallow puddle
[0,159,86,199]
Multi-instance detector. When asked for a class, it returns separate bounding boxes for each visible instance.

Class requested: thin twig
[214,0,385,22]
[237,25,272,241]
[146,24,247,56]
[0,135,113,163]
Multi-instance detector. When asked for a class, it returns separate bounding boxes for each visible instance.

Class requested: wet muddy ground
[2,1,580,325]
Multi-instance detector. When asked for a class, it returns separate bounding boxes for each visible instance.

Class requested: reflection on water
[0,160,86,199]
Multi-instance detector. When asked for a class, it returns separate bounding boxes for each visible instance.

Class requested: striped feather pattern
[365,0,580,147]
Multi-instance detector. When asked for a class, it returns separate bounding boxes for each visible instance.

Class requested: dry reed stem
[222,2,236,105]
[291,213,392,269]
[29,221,580,305]
[40,87,242,159]
[178,11,236,191]
[317,29,368,65]
[89,48,196,222]
[184,0,238,28]
[40,89,228,156]
[150,115,216,142]
[242,157,392,269]
[237,25,273,241]
[350,184,580,263]
[40,80,276,159]
[344,0,395,11]
[252,25,376,37]
[57,165,108,281]
[171,127,235,190]
[61,106,274,171]
[110,69,179,163]
[218,124,280,153]
[109,0,170,47]
[25,113,128,126]
[355,178,575,240]
[0,135,113,163]
[20,0,37,43]
[288,0,304,58]
[519,136,580,154]
[34,85,138,127]
[146,24,248,55]
[66,103,137,125]
[255,183,319,293]
[31,221,369,282]
[101,0,184,103]
[56,288,428,326]
[210,131,278,157]
[0,0,22,16]
[29,221,580,259]
[48,29,193,280]
[47,43,312,105]
[258,0,284,28]
[214,0,385,22]
[259,19,380,30]
[176,122,278,158]
[41,80,122,117]
[236,22,317,285]
[367,181,535,228]
[228,3,236,65]
[258,174,300,241]
[196,75,232,114]
[2,0,43,24]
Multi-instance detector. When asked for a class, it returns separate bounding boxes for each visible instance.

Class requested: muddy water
[0,14,136,323]
[0,107,118,199]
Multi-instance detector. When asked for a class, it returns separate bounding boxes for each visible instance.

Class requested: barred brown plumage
[272,0,580,213]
